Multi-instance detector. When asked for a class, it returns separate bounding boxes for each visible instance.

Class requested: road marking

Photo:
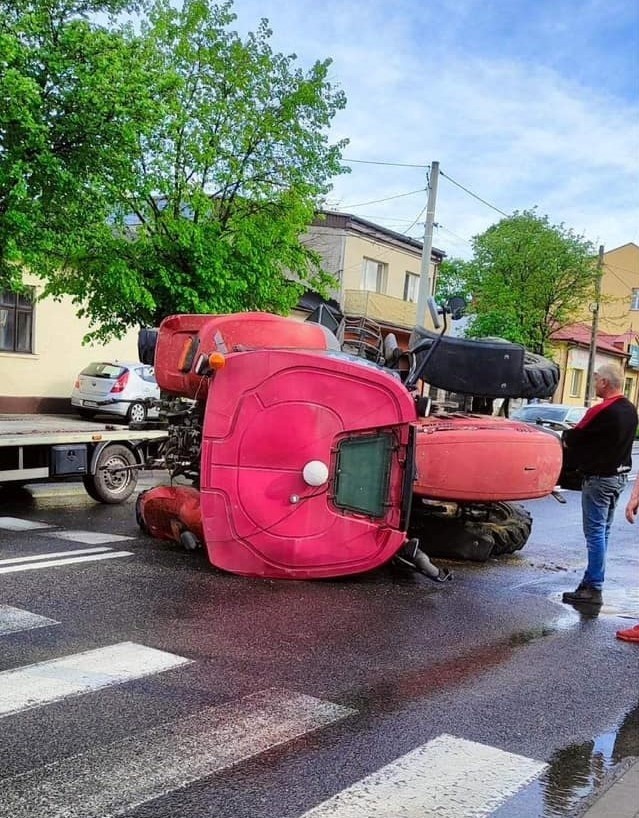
[0,548,133,574]
[0,688,355,818]
[0,604,59,635]
[0,516,52,531]
[300,733,547,817]
[0,641,190,718]
[44,530,134,545]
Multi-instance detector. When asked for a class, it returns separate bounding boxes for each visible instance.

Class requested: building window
[624,378,634,400]
[0,288,34,353]
[362,258,388,293]
[404,272,420,303]
[631,289,639,310]
[569,368,584,398]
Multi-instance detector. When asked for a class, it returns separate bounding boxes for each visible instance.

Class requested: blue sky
[232,0,639,259]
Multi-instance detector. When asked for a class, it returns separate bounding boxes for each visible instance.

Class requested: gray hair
[596,363,623,390]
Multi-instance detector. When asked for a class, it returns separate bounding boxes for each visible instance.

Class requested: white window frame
[403,272,420,303]
[0,287,35,353]
[631,289,639,311]
[624,377,633,399]
[569,368,584,398]
[361,258,388,294]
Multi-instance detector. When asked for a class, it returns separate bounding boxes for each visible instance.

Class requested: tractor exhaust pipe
[396,538,453,582]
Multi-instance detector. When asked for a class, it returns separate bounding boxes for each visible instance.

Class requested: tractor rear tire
[520,352,560,400]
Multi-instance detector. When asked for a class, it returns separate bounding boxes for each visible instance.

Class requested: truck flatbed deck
[0,414,167,503]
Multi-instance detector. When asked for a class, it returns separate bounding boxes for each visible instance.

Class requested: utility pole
[415,161,440,328]
[585,244,604,406]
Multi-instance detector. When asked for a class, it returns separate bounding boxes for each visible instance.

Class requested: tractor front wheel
[408,501,532,562]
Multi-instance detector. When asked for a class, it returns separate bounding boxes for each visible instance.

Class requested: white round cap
[302,460,329,486]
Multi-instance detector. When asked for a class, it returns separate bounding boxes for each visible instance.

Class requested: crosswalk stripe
[300,733,547,817]
[0,516,52,531]
[45,530,134,544]
[0,546,112,565]
[0,688,355,818]
[0,549,133,574]
[0,642,190,718]
[0,604,59,635]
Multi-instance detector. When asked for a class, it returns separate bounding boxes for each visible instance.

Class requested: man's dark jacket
[562,395,638,477]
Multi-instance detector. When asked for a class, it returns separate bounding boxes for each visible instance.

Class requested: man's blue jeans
[581,474,627,589]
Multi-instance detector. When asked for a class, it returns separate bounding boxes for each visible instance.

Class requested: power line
[336,188,426,209]
[439,170,509,218]
[437,224,472,246]
[402,204,428,236]
[342,157,429,169]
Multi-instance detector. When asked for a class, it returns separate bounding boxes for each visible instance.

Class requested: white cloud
[232,0,639,256]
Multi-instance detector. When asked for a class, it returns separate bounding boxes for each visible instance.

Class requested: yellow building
[300,210,444,346]
[0,274,139,413]
[550,243,639,406]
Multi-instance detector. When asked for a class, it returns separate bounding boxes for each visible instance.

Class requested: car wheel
[82,444,138,503]
[127,401,147,424]
[77,408,96,420]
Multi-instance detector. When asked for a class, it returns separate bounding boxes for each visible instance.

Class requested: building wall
[550,341,629,405]
[304,222,437,314]
[340,235,423,296]
[598,243,639,334]
[1,276,139,412]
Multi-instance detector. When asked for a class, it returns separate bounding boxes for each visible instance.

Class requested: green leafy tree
[450,211,597,354]
[42,0,347,340]
[435,257,473,304]
[0,0,156,294]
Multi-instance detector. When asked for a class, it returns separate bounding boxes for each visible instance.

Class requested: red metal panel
[154,312,337,398]
[413,415,562,501]
[199,349,415,579]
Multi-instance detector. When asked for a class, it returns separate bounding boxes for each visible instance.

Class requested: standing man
[561,364,638,606]
[615,471,639,642]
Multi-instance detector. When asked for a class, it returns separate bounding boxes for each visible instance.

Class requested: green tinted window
[333,433,393,517]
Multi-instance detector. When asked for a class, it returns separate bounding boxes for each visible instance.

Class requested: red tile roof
[550,322,634,357]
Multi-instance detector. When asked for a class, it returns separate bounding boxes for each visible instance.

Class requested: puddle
[494,701,639,817]
[550,588,639,620]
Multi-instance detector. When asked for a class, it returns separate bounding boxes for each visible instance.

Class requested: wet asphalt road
[0,480,638,817]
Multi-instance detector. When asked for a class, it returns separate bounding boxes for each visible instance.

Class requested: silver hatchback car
[71,361,160,423]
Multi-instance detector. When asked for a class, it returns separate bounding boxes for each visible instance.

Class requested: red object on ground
[412,414,562,501]
[198,348,416,579]
[137,485,203,545]
[616,624,639,643]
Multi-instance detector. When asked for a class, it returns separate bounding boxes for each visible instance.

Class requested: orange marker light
[208,351,226,370]
[178,337,196,372]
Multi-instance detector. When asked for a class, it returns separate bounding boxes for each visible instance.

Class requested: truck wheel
[83,444,138,504]
[520,352,560,400]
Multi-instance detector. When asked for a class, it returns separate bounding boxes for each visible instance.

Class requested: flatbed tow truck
[0,414,167,503]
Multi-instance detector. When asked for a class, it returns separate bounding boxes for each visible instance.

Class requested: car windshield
[80,362,127,379]
[565,407,587,423]
[513,405,586,424]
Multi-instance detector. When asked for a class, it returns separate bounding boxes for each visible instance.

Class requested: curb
[574,758,639,818]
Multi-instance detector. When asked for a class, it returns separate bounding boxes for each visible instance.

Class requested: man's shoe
[616,624,639,643]
[562,586,603,605]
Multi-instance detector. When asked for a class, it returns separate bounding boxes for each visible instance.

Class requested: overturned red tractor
[136,308,562,579]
